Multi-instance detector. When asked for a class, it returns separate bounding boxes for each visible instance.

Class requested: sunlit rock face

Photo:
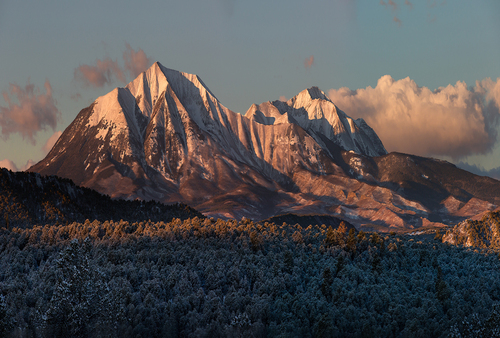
[245,86,387,158]
[30,62,500,230]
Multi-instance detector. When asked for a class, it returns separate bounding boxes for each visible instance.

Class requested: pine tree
[325,226,336,247]
[346,228,357,253]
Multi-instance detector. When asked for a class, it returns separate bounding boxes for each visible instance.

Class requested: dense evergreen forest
[1,216,500,337]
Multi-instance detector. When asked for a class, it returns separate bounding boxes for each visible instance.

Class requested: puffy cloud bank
[328,76,500,160]
[74,44,153,88]
[0,81,60,144]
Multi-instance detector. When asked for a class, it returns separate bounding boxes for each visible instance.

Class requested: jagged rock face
[31,62,339,217]
[245,87,387,158]
[30,62,500,230]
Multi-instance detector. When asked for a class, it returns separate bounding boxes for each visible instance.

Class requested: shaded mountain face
[29,62,500,230]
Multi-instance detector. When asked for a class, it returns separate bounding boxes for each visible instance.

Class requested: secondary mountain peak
[288,86,330,106]
[246,86,387,158]
[29,63,500,229]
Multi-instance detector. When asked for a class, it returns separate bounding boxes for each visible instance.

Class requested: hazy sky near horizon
[1,0,500,177]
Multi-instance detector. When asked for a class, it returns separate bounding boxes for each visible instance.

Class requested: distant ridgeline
[443,211,500,249]
[0,168,203,229]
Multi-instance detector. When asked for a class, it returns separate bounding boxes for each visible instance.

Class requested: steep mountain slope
[343,151,500,204]
[29,62,500,230]
[30,62,343,219]
[32,63,343,216]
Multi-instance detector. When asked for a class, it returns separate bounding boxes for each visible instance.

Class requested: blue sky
[1,0,500,177]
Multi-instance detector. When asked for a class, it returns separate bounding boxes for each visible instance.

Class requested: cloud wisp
[382,0,443,25]
[0,129,61,173]
[388,0,398,11]
[328,76,500,160]
[74,44,153,88]
[304,55,315,69]
[380,0,416,26]
[74,58,125,88]
[123,43,154,79]
[0,81,60,144]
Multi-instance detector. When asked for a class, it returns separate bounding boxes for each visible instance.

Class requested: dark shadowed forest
[0,168,202,229]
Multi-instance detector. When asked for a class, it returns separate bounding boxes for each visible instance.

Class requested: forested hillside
[0,168,202,229]
[1,217,500,337]
[443,211,500,249]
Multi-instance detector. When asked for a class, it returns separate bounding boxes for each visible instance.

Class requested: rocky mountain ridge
[28,62,500,230]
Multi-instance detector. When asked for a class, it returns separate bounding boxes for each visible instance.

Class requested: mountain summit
[245,86,386,158]
[30,62,500,229]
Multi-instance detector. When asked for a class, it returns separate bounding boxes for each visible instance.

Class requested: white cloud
[42,130,62,154]
[328,76,500,160]
[20,159,35,171]
[0,159,18,171]
[0,158,35,172]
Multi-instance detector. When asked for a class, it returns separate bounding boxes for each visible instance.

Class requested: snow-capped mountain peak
[31,62,435,225]
[288,86,330,107]
[245,86,387,157]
